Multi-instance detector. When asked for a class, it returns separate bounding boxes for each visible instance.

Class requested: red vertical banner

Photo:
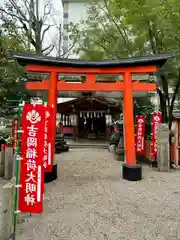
[19,104,45,213]
[135,116,146,154]
[151,112,162,161]
[12,118,18,154]
[43,106,53,172]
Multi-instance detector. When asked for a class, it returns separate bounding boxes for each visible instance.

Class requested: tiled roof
[8,52,175,68]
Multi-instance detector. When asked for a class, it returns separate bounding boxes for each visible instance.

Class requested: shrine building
[56,96,121,140]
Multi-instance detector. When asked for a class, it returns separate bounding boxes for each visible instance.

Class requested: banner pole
[12,103,23,240]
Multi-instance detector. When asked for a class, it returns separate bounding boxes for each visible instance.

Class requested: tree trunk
[35,0,42,55]
[157,89,167,123]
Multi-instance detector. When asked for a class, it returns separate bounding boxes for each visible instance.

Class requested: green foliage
[134,96,154,116]
[0,33,31,115]
[70,0,180,58]
[69,0,180,123]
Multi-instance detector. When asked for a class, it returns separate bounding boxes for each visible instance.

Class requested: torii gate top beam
[9,52,174,93]
[9,51,174,72]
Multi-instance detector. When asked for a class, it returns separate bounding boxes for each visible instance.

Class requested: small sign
[151,112,162,160]
[43,106,53,172]
[135,116,146,154]
[12,118,18,154]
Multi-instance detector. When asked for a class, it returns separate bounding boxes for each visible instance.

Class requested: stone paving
[16,149,180,240]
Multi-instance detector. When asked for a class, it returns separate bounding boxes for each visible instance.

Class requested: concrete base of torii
[44,164,58,183]
[122,163,142,181]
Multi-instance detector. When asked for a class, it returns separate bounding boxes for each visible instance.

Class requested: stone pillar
[0,182,14,240]
[12,154,16,178]
[106,126,111,141]
[4,147,13,180]
[72,126,79,142]
[70,113,78,142]
[0,151,5,177]
[157,124,170,172]
[105,112,112,141]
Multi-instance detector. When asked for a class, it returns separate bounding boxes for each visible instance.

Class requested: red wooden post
[122,72,142,180]
[123,72,136,166]
[44,71,57,182]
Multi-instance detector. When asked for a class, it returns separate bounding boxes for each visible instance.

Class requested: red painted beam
[26,80,124,91]
[25,80,157,92]
[132,82,157,91]
[57,80,124,91]
[26,80,49,90]
[25,65,157,74]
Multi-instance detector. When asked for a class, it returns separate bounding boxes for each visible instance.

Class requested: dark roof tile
[8,52,175,68]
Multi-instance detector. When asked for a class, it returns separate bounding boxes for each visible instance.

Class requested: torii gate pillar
[45,72,58,181]
[122,72,141,180]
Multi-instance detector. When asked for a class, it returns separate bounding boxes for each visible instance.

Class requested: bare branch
[0,7,25,22]
[102,0,131,52]
[21,21,36,47]
[99,21,118,42]
[1,0,57,55]
[42,44,55,55]
[60,32,80,58]
[23,0,31,16]
[41,25,51,43]
[8,0,29,22]
[42,1,53,23]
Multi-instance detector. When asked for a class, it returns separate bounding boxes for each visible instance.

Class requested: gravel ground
[16,149,180,240]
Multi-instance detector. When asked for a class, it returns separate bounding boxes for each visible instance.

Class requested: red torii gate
[10,52,172,181]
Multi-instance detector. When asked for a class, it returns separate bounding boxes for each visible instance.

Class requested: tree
[69,0,180,112]
[0,32,31,115]
[70,0,177,57]
[69,0,180,163]
[0,0,61,55]
[134,96,154,116]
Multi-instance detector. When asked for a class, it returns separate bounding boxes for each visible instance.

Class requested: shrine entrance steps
[66,139,109,149]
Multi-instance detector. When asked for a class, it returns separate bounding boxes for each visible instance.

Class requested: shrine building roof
[57,97,121,114]
[8,52,175,68]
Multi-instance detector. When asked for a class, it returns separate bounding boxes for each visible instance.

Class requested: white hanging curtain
[66,116,68,126]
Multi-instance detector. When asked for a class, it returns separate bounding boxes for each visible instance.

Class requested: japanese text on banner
[135,116,146,154]
[43,106,53,172]
[12,119,18,153]
[151,112,162,160]
[19,104,45,213]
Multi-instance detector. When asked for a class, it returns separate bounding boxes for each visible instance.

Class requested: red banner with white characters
[12,118,18,154]
[43,106,53,172]
[19,104,45,213]
[135,116,146,154]
[151,112,162,160]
